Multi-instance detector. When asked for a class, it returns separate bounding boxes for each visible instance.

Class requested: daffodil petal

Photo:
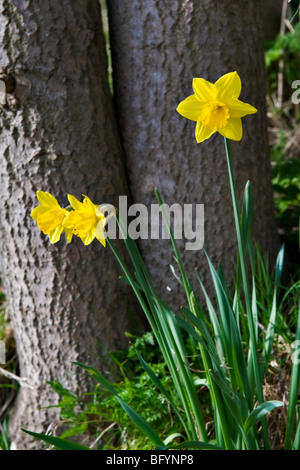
[215,72,241,100]
[195,121,216,143]
[98,237,106,247]
[36,190,59,208]
[193,78,217,103]
[48,225,64,244]
[219,118,243,141]
[228,99,257,118]
[68,194,83,211]
[62,214,72,228]
[96,219,106,246]
[37,212,56,234]
[31,205,47,220]
[82,195,94,207]
[81,226,97,246]
[64,228,73,243]
[176,94,203,121]
[96,232,106,247]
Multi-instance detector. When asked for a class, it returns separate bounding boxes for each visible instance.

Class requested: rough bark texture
[0,0,134,449]
[107,0,279,309]
[262,0,283,41]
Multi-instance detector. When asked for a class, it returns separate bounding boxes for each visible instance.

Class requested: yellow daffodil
[176,71,257,143]
[31,191,73,243]
[64,194,106,246]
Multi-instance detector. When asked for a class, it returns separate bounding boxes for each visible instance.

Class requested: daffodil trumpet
[63,195,107,247]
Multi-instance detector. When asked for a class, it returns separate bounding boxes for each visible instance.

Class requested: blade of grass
[235,180,253,318]
[292,414,300,450]
[195,269,226,361]
[158,440,222,450]
[204,250,251,407]
[186,294,235,450]
[244,401,284,436]
[284,303,300,450]
[136,352,189,436]
[21,429,92,450]
[262,244,285,375]
[116,397,165,448]
[73,362,117,396]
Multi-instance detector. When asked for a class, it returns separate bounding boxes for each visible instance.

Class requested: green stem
[224,137,270,450]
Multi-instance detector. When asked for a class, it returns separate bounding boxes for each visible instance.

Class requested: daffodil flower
[31,191,73,243]
[176,71,257,143]
[63,194,106,247]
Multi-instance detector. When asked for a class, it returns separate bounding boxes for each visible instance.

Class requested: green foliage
[29,181,299,451]
[0,419,10,450]
[272,156,300,248]
[46,333,185,450]
[22,429,92,450]
[265,22,300,93]
[265,18,300,253]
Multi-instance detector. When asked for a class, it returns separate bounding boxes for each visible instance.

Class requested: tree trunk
[107,0,279,307]
[262,0,283,41]
[0,0,133,449]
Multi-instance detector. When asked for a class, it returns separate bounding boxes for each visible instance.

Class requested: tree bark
[0,0,133,449]
[262,0,283,41]
[107,0,279,307]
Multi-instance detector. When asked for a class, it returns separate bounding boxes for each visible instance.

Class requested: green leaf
[175,315,212,359]
[195,270,225,360]
[240,181,253,253]
[292,418,300,450]
[163,433,185,446]
[275,243,285,287]
[262,246,285,374]
[204,250,250,402]
[244,401,284,435]
[157,440,221,450]
[262,290,277,374]
[21,429,91,450]
[181,303,217,357]
[73,362,117,396]
[116,397,165,447]
[136,352,175,406]
[285,303,300,450]
[75,361,165,448]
